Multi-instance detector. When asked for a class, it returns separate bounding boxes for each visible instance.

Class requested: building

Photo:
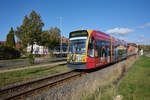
[62,36,69,45]
[27,37,69,55]
[0,41,6,45]
[0,41,20,48]
[27,44,49,55]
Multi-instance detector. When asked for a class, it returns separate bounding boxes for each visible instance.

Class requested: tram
[67,30,127,69]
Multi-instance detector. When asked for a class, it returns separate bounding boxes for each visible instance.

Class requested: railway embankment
[28,55,139,100]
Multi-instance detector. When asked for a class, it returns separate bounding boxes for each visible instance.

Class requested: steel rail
[0,70,86,100]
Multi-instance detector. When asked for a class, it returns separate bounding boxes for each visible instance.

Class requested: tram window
[112,42,115,56]
[98,47,102,57]
[96,39,102,57]
[101,41,106,57]
[107,48,110,56]
[106,42,111,57]
[95,39,98,57]
[94,39,111,58]
[88,36,94,57]
[101,47,106,57]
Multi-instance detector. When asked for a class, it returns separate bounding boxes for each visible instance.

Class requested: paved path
[146,54,150,58]
[0,62,66,74]
[0,58,66,67]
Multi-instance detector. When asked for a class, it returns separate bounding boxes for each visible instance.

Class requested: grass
[0,64,71,87]
[116,55,150,100]
[81,55,150,100]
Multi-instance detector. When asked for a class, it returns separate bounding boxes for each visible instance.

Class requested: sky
[0,0,150,44]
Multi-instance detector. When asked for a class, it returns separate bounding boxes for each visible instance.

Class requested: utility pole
[58,17,62,56]
[81,25,84,30]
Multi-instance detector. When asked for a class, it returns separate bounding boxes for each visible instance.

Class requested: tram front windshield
[69,39,87,54]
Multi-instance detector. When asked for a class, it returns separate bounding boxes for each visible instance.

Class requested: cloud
[138,22,150,29]
[146,22,150,26]
[138,26,145,29]
[135,40,144,43]
[134,39,149,44]
[139,34,144,38]
[106,28,134,35]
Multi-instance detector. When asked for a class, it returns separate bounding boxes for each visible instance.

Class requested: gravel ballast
[27,56,138,100]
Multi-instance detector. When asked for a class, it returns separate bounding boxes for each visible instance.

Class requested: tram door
[95,39,107,65]
[100,41,107,65]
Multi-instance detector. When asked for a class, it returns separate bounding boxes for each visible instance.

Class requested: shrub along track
[0,70,88,100]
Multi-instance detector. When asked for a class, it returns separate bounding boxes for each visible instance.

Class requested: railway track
[0,70,87,100]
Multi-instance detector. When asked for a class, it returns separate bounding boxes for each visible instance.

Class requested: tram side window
[96,39,102,57]
[88,36,94,57]
[101,41,107,58]
[112,42,115,56]
[95,39,98,57]
[95,39,110,58]
[106,42,111,57]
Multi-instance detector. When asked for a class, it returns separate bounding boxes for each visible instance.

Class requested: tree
[6,27,15,48]
[49,27,61,49]
[40,26,61,50]
[40,30,50,47]
[15,15,29,52]
[15,10,44,54]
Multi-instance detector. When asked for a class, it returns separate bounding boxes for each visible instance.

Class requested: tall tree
[49,27,61,49]
[15,10,44,54]
[15,15,29,50]
[6,27,16,48]
[40,30,50,47]
[41,27,61,49]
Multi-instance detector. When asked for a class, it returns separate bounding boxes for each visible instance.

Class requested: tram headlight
[82,56,86,62]
[67,56,69,61]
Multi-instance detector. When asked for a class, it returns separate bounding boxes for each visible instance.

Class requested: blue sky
[0,0,150,44]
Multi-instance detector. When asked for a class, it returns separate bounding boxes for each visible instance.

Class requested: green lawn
[116,55,150,100]
[81,55,150,100]
[0,64,71,87]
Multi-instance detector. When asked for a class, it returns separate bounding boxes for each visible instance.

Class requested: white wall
[27,44,49,54]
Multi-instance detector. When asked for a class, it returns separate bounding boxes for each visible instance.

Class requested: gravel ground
[27,56,138,100]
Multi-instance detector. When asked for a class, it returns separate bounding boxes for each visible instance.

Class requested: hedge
[0,45,20,60]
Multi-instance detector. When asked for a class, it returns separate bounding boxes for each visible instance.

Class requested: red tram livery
[67,30,129,69]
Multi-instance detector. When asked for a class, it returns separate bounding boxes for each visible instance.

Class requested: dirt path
[0,62,66,74]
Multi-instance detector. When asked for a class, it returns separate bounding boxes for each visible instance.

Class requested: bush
[0,45,20,60]
[26,53,35,65]
[49,50,54,58]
